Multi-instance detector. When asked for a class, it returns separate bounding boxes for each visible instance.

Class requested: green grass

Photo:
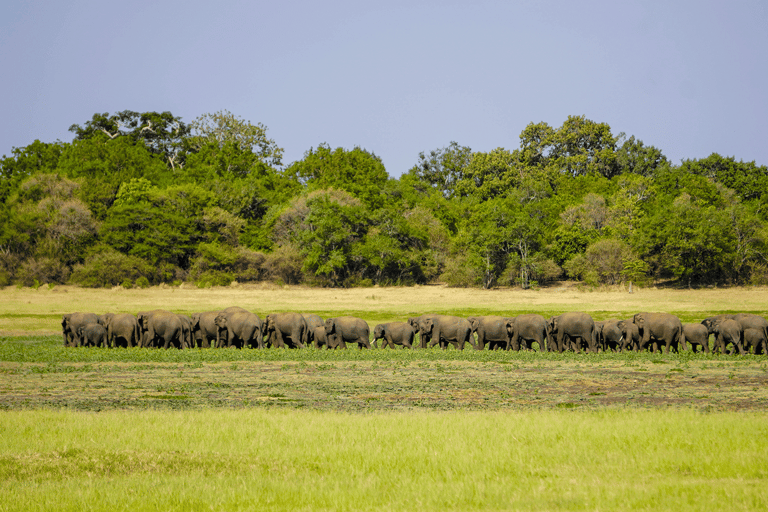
[1,409,766,511]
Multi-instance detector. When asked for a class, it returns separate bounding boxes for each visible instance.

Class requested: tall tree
[407,142,473,199]
[285,144,388,208]
[69,110,190,169]
[189,110,283,168]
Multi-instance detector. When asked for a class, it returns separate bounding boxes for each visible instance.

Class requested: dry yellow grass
[2,282,768,335]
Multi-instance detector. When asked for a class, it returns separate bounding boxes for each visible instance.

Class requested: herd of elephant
[60,308,768,355]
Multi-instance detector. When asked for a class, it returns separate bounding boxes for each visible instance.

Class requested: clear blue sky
[2,0,766,176]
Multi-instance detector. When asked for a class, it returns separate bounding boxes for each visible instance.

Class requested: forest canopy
[2,110,767,289]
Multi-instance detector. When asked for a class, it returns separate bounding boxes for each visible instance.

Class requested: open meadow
[2,284,768,510]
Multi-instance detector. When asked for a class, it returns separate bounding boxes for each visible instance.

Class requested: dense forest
[1,110,767,289]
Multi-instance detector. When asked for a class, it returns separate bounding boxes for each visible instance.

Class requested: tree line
[1,110,767,289]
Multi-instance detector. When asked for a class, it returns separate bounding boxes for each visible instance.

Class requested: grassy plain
[2,284,768,510]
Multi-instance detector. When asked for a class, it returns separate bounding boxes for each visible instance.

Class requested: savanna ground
[1,283,768,510]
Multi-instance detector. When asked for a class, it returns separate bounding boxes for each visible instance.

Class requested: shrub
[263,244,304,284]
[195,270,235,288]
[16,257,71,286]
[69,249,155,288]
[440,254,482,287]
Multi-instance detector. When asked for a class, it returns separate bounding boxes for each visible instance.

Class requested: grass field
[2,284,768,510]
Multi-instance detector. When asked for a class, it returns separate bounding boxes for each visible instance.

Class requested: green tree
[69,110,190,169]
[56,136,170,219]
[615,134,668,177]
[189,110,283,168]
[285,144,388,208]
[407,142,473,199]
[679,153,768,204]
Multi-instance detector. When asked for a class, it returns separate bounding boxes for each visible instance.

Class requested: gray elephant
[595,319,624,353]
[548,312,597,353]
[311,325,329,349]
[507,314,550,352]
[616,319,641,352]
[682,323,710,353]
[468,316,511,350]
[632,312,684,353]
[324,317,371,349]
[417,315,474,350]
[213,306,256,348]
[137,310,184,349]
[101,313,141,348]
[743,328,767,355]
[373,322,414,349]
[408,315,440,348]
[263,313,307,348]
[303,314,325,346]
[191,311,220,348]
[215,310,263,349]
[177,314,193,349]
[62,312,99,347]
[76,323,107,348]
[702,317,744,355]
[730,314,768,354]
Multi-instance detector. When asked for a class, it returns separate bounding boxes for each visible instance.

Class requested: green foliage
[285,144,388,208]
[408,141,473,199]
[2,110,768,289]
[188,109,283,168]
[69,248,156,287]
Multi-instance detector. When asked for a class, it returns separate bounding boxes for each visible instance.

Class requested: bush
[69,249,155,288]
[263,244,304,284]
[135,276,151,289]
[564,239,646,286]
[504,253,562,288]
[195,270,235,288]
[440,254,482,287]
[16,257,71,286]
[232,247,267,282]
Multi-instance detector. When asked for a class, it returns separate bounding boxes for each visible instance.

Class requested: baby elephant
[373,322,415,349]
[76,323,107,348]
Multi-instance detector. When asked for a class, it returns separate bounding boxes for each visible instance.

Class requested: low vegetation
[1,286,767,510]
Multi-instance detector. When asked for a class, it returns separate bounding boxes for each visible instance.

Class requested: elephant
[62,313,98,347]
[137,310,184,349]
[214,311,263,349]
[212,306,254,348]
[743,328,767,355]
[616,319,641,352]
[303,314,325,346]
[191,311,220,348]
[177,314,193,349]
[702,317,744,355]
[263,313,307,348]
[507,314,550,352]
[632,312,684,353]
[311,325,329,349]
[595,319,623,353]
[730,314,768,354]
[324,317,371,349]
[468,316,511,350]
[408,315,441,348]
[417,315,474,350]
[101,313,141,348]
[682,323,710,353]
[548,312,597,353]
[76,323,107,348]
[372,322,414,349]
